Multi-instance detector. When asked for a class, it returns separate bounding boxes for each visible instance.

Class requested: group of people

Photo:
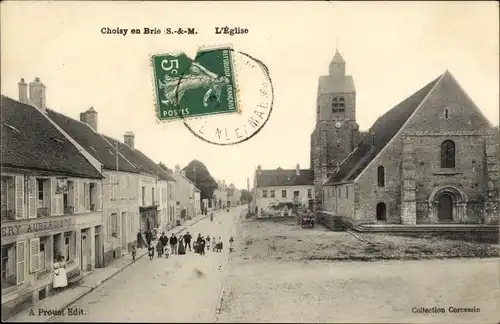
[132,230,236,260]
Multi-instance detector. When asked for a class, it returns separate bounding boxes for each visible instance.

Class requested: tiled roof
[1,96,103,179]
[319,75,355,94]
[103,135,175,182]
[324,74,442,185]
[256,168,314,187]
[46,109,138,173]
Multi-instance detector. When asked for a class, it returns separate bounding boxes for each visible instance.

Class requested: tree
[240,189,252,203]
[158,162,172,173]
[182,160,218,200]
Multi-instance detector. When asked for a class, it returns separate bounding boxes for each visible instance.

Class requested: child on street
[132,245,137,261]
[148,244,155,260]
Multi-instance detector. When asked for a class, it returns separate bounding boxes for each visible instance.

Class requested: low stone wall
[316,211,354,231]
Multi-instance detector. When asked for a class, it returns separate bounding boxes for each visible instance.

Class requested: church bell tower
[310,48,360,204]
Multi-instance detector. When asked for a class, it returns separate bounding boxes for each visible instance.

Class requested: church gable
[403,71,493,133]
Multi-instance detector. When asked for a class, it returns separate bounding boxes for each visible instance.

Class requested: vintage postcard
[1,1,499,323]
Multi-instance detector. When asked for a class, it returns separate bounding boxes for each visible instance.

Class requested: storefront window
[39,236,49,272]
[1,244,16,288]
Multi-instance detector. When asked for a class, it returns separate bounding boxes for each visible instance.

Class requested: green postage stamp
[152,46,239,121]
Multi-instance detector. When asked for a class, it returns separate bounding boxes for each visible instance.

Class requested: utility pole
[247,177,250,214]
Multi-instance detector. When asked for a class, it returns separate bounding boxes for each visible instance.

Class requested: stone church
[311,50,499,225]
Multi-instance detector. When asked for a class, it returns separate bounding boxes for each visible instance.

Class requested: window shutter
[16,241,26,285]
[57,194,64,215]
[107,216,112,241]
[116,214,121,239]
[96,182,102,211]
[84,182,89,211]
[28,177,37,218]
[79,181,85,212]
[51,178,57,216]
[111,175,115,200]
[15,176,25,219]
[74,180,80,213]
[29,238,40,273]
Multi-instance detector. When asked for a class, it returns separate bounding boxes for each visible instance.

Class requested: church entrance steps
[353,224,500,233]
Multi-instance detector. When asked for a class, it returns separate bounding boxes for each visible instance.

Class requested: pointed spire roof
[332,49,345,64]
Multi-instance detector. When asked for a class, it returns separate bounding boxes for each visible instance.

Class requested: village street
[46,206,244,323]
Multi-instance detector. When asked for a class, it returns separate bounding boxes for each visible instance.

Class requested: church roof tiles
[324,73,442,185]
[256,168,314,187]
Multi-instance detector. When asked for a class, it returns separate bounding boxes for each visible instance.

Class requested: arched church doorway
[437,193,453,221]
[376,202,386,221]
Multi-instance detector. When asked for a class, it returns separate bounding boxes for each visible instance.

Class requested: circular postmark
[174,47,274,145]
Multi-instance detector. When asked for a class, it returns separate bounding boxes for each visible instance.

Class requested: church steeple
[329,49,346,78]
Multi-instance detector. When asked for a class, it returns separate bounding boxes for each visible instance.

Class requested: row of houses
[213,181,241,210]
[1,77,201,319]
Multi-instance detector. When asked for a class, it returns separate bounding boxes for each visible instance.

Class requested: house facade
[322,70,499,225]
[252,164,315,216]
[1,92,104,320]
[103,134,175,235]
[171,165,201,223]
[227,184,241,207]
[214,181,229,210]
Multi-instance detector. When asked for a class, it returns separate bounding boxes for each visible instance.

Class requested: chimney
[28,77,46,111]
[181,170,186,177]
[296,163,300,175]
[18,78,28,103]
[80,107,98,131]
[257,165,262,174]
[175,165,180,174]
[371,132,376,147]
[124,131,135,149]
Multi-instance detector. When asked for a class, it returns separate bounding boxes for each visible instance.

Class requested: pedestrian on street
[206,235,211,252]
[148,244,154,260]
[146,230,152,247]
[131,244,137,261]
[178,237,186,255]
[196,233,203,244]
[183,232,192,251]
[137,231,144,249]
[229,237,235,252]
[160,232,169,249]
[199,237,206,256]
[164,244,171,258]
[211,236,217,251]
[170,234,178,255]
[219,236,223,252]
[156,240,163,257]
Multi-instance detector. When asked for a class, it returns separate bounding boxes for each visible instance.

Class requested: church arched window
[440,140,456,168]
[377,166,385,187]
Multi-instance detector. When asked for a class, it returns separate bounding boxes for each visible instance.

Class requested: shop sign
[1,218,76,238]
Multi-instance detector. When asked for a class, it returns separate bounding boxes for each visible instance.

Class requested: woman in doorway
[53,255,68,292]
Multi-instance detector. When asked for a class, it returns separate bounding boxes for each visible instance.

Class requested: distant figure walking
[216,236,223,252]
[146,230,152,247]
[164,244,171,258]
[229,237,235,252]
[148,244,155,260]
[183,232,192,251]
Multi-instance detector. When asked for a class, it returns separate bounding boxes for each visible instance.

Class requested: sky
[2,1,499,190]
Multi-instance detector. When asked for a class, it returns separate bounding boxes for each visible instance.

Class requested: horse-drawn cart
[298,211,315,228]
